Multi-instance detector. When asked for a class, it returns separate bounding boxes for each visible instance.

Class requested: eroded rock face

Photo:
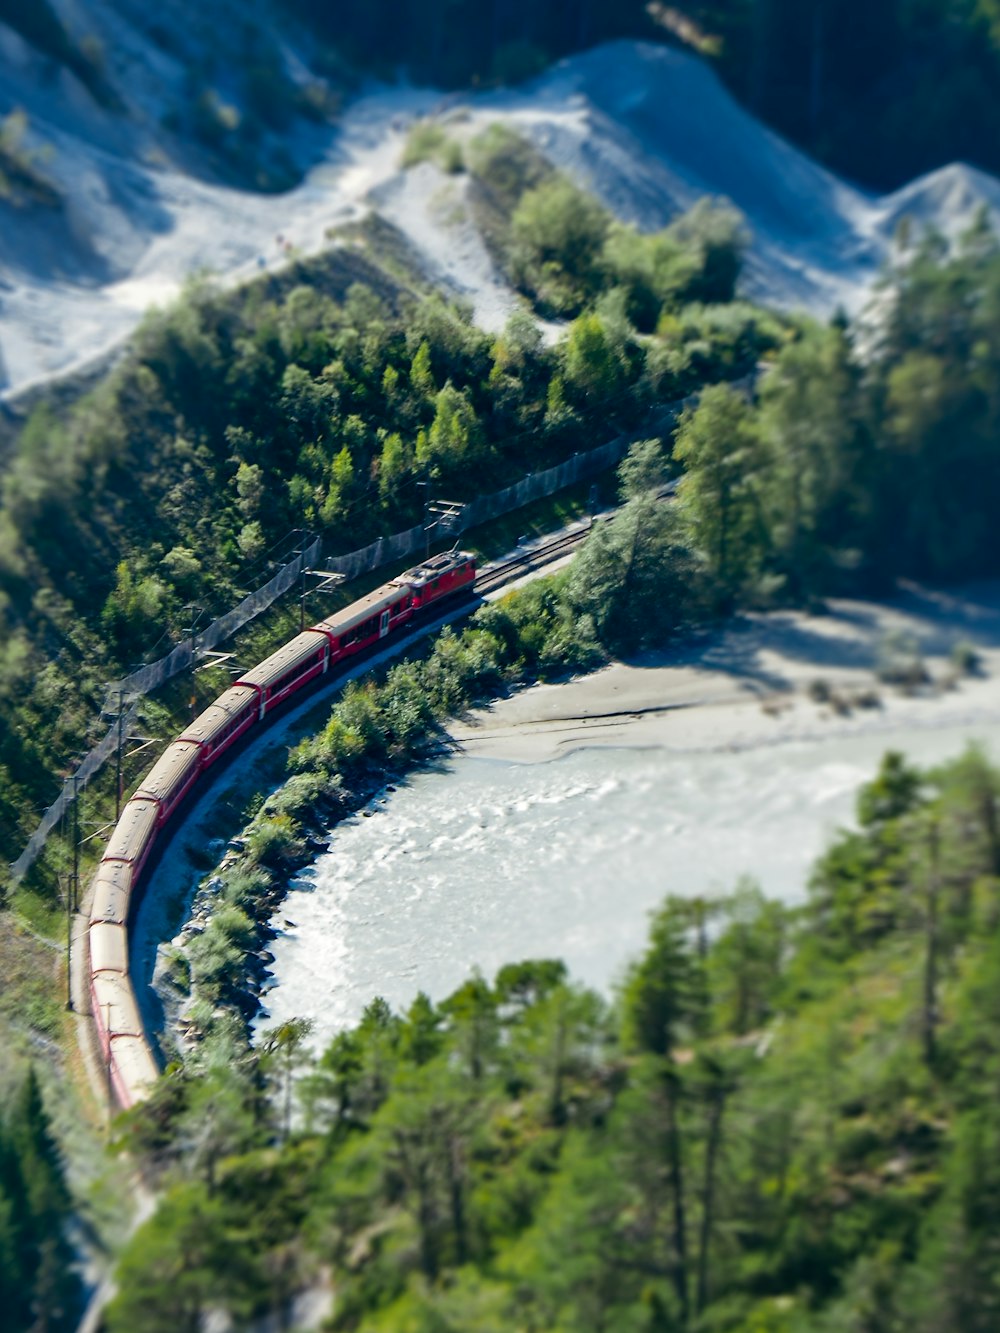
[4,23,1000,405]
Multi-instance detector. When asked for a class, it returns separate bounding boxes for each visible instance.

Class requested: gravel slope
[3,32,1000,402]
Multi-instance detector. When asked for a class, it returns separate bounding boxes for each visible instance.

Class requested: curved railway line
[472,521,592,595]
[81,523,594,1110]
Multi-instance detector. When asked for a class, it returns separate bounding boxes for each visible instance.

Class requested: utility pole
[71,774,79,914]
[63,875,72,1011]
[181,609,204,721]
[300,569,346,632]
[105,1000,113,1122]
[416,477,431,558]
[424,500,465,558]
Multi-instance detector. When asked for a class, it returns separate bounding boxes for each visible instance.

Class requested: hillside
[4,29,1000,403]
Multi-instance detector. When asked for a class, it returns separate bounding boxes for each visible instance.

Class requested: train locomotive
[88,549,476,1108]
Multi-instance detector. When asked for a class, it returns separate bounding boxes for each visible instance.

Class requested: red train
[88,550,476,1107]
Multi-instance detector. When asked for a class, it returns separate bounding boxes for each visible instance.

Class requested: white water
[257,719,1000,1049]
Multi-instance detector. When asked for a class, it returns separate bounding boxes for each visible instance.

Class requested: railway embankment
[145,544,601,1060]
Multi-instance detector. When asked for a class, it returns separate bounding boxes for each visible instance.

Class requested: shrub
[245,813,303,868]
[401,121,463,172]
[508,179,610,315]
[466,124,550,210]
[951,639,982,677]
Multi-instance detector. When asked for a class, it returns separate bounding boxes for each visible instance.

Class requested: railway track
[474,521,593,596]
[82,525,595,1114]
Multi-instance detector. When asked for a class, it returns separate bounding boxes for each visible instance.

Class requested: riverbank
[450,580,1000,762]
[157,575,1000,1054]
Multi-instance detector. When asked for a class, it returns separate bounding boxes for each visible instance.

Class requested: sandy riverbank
[450,581,1000,763]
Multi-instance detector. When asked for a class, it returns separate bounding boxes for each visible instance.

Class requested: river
[255,718,1000,1049]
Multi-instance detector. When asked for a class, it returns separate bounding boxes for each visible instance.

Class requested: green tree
[756,321,866,596]
[665,198,748,305]
[410,339,436,397]
[377,431,413,502]
[673,382,766,607]
[100,560,170,659]
[321,445,355,525]
[561,311,625,402]
[709,878,786,1036]
[419,383,484,475]
[509,177,610,314]
[441,972,498,1083]
[105,1183,250,1333]
[617,437,667,499]
[234,460,265,518]
[857,751,922,829]
[568,487,698,651]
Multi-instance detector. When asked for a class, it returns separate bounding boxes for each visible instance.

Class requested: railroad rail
[474,520,594,596]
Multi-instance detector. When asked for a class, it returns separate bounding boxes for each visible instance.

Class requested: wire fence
[9,538,321,883]
[324,402,691,580]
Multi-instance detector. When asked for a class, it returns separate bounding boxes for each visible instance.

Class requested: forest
[3,106,1000,1329]
[103,745,1000,1332]
[287,0,1000,189]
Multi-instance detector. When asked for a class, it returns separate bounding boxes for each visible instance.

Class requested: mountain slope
[3,32,1000,403]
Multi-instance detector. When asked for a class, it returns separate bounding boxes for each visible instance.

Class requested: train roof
[90,921,128,975]
[133,740,201,804]
[314,582,410,639]
[180,685,258,747]
[110,1034,160,1102]
[103,798,159,865]
[92,970,143,1037]
[89,860,132,926]
[237,629,328,691]
[398,549,474,588]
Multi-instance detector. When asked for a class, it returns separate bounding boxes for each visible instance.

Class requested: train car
[314,582,415,663]
[89,860,134,927]
[101,797,160,884]
[90,970,144,1059]
[179,684,260,765]
[108,1035,160,1106]
[234,629,331,717]
[399,549,476,609]
[89,920,128,976]
[132,740,202,826]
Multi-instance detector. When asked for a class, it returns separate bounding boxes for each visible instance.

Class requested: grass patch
[464,475,610,561]
[400,120,465,173]
[12,888,65,942]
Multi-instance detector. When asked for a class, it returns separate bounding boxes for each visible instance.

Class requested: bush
[401,121,464,172]
[245,813,303,868]
[466,124,550,211]
[508,179,610,315]
[186,902,261,1001]
[951,639,982,677]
